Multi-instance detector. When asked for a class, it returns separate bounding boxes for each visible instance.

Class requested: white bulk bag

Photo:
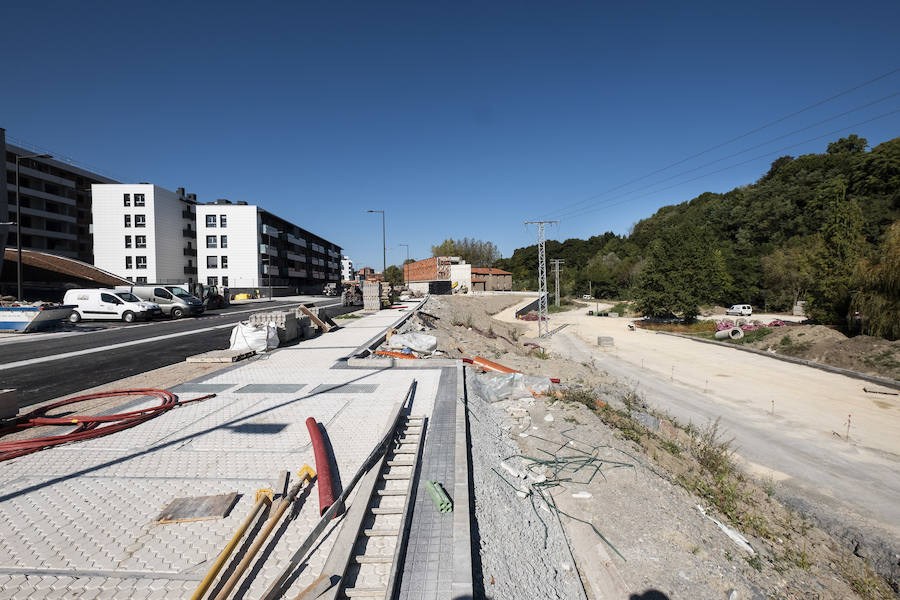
[230,321,279,354]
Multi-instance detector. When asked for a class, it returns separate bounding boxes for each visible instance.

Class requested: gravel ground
[466,369,587,600]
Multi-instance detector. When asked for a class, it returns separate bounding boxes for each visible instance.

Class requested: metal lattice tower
[525,220,558,337]
[550,259,565,307]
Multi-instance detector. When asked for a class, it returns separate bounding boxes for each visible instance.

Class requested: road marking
[0,300,343,371]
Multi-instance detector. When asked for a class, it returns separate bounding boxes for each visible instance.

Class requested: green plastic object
[425,480,451,513]
[433,481,453,512]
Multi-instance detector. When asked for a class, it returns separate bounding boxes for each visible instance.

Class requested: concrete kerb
[452,360,474,599]
[655,330,900,390]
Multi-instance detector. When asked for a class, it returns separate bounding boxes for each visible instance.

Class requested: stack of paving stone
[291,308,316,338]
[363,281,382,311]
[248,310,299,343]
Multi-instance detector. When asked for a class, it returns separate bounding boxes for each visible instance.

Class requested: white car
[725,304,753,317]
[64,288,162,323]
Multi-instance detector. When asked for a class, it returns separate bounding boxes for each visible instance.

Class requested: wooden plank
[156,492,239,524]
[297,304,332,333]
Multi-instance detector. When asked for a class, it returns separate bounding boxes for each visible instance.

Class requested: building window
[135,214,146,228]
[123,193,131,207]
[124,235,132,248]
[206,214,217,228]
[221,256,228,268]
[134,194,145,207]
[136,277,147,283]
[220,215,227,227]
[124,215,131,228]
[125,256,133,269]
[207,256,218,269]
[222,276,229,286]
[135,235,147,248]
[136,256,147,269]
[207,276,218,286]
[206,235,217,248]
[220,235,227,248]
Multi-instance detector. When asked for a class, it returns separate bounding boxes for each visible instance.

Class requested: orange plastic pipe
[472,356,520,374]
[375,350,417,360]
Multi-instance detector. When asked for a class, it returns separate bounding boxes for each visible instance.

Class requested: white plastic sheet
[470,372,552,403]
[229,321,279,354]
[386,332,438,353]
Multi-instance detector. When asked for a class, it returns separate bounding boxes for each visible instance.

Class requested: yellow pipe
[191,492,272,600]
[212,466,316,600]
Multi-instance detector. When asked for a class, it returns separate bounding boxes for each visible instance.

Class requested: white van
[63,289,162,323]
[725,304,753,317]
[115,285,204,319]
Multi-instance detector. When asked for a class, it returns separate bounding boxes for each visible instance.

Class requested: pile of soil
[750,325,900,381]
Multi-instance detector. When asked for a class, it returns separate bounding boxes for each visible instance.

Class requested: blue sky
[3,1,899,269]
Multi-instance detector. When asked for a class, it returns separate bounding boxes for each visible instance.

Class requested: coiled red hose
[0,389,215,462]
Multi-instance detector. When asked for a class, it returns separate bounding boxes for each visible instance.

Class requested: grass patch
[559,386,597,408]
[334,313,362,319]
[638,321,717,334]
[610,301,630,315]
[729,327,772,345]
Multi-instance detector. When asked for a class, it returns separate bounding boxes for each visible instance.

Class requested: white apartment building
[196,200,342,292]
[341,256,354,281]
[91,184,198,284]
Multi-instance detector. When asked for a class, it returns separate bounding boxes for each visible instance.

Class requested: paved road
[0,298,357,406]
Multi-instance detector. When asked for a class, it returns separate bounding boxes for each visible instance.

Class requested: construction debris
[156,492,239,524]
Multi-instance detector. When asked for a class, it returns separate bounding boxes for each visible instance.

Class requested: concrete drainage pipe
[715,327,744,341]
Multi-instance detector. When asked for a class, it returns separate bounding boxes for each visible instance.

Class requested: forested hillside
[495,135,900,335]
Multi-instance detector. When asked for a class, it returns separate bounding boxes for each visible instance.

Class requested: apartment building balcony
[181,209,194,219]
[286,251,306,263]
[261,224,279,237]
[183,247,197,256]
[328,272,340,281]
[286,233,307,248]
[288,268,307,278]
[259,244,278,257]
[182,228,196,238]
[262,264,279,275]
[184,266,197,275]
[327,249,339,259]
[313,271,325,279]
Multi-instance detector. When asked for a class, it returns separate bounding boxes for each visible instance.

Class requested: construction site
[0,282,897,600]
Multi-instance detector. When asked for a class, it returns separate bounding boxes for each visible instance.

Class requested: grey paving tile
[309,383,379,394]
[168,383,235,393]
[234,384,306,394]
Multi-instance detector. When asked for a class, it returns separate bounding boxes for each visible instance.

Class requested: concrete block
[249,311,298,343]
[0,388,18,419]
[185,349,255,363]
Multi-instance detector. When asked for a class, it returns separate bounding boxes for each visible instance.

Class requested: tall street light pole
[398,243,409,282]
[15,153,52,301]
[366,210,386,274]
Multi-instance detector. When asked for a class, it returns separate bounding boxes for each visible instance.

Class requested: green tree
[850,221,900,340]
[431,237,500,266]
[808,180,865,323]
[827,134,867,155]
[633,225,725,320]
[384,265,404,286]
[760,239,820,310]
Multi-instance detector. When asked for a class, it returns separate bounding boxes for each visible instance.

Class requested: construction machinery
[188,283,230,309]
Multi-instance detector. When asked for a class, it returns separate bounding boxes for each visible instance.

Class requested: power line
[549,92,900,221]
[538,66,900,220]
[555,107,900,222]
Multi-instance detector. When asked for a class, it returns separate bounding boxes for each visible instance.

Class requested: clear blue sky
[3,1,899,269]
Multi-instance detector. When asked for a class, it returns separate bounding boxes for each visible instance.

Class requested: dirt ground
[746,325,900,381]
[402,294,898,599]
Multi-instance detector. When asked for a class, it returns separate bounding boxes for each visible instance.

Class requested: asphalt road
[0,298,357,407]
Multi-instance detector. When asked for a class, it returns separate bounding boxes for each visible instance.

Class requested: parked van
[64,289,162,323]
[115,285,204,319]
[725,304,753,316]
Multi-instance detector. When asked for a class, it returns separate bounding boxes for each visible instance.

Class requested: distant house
[470,267,512,291]
[357,266,383,282]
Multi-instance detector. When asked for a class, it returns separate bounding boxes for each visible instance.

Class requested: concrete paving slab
[233,383,307,394]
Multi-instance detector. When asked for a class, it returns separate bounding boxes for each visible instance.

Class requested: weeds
[747,554,763,571]
[532,348,550,360]
[508,328,520,341]
[559,387,596,409]
[334,313,362,320]
[692,418,735,478]
[661,439,681,456]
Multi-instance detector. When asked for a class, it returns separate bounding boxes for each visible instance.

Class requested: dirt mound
[750,325,900,380]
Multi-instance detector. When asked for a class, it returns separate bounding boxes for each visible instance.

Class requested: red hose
[305,417,336,517]
[0,389,215,462]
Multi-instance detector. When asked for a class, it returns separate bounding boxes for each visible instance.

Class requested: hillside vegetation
[496,135,900,336]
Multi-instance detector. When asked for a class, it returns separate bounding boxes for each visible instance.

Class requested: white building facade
[196,200,342,293]
[341,256,354,282]
[91,184,198,284]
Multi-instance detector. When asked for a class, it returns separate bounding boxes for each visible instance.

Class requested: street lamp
[15,153,52,300]
[366,209,386,275]
[398,243,409,282]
